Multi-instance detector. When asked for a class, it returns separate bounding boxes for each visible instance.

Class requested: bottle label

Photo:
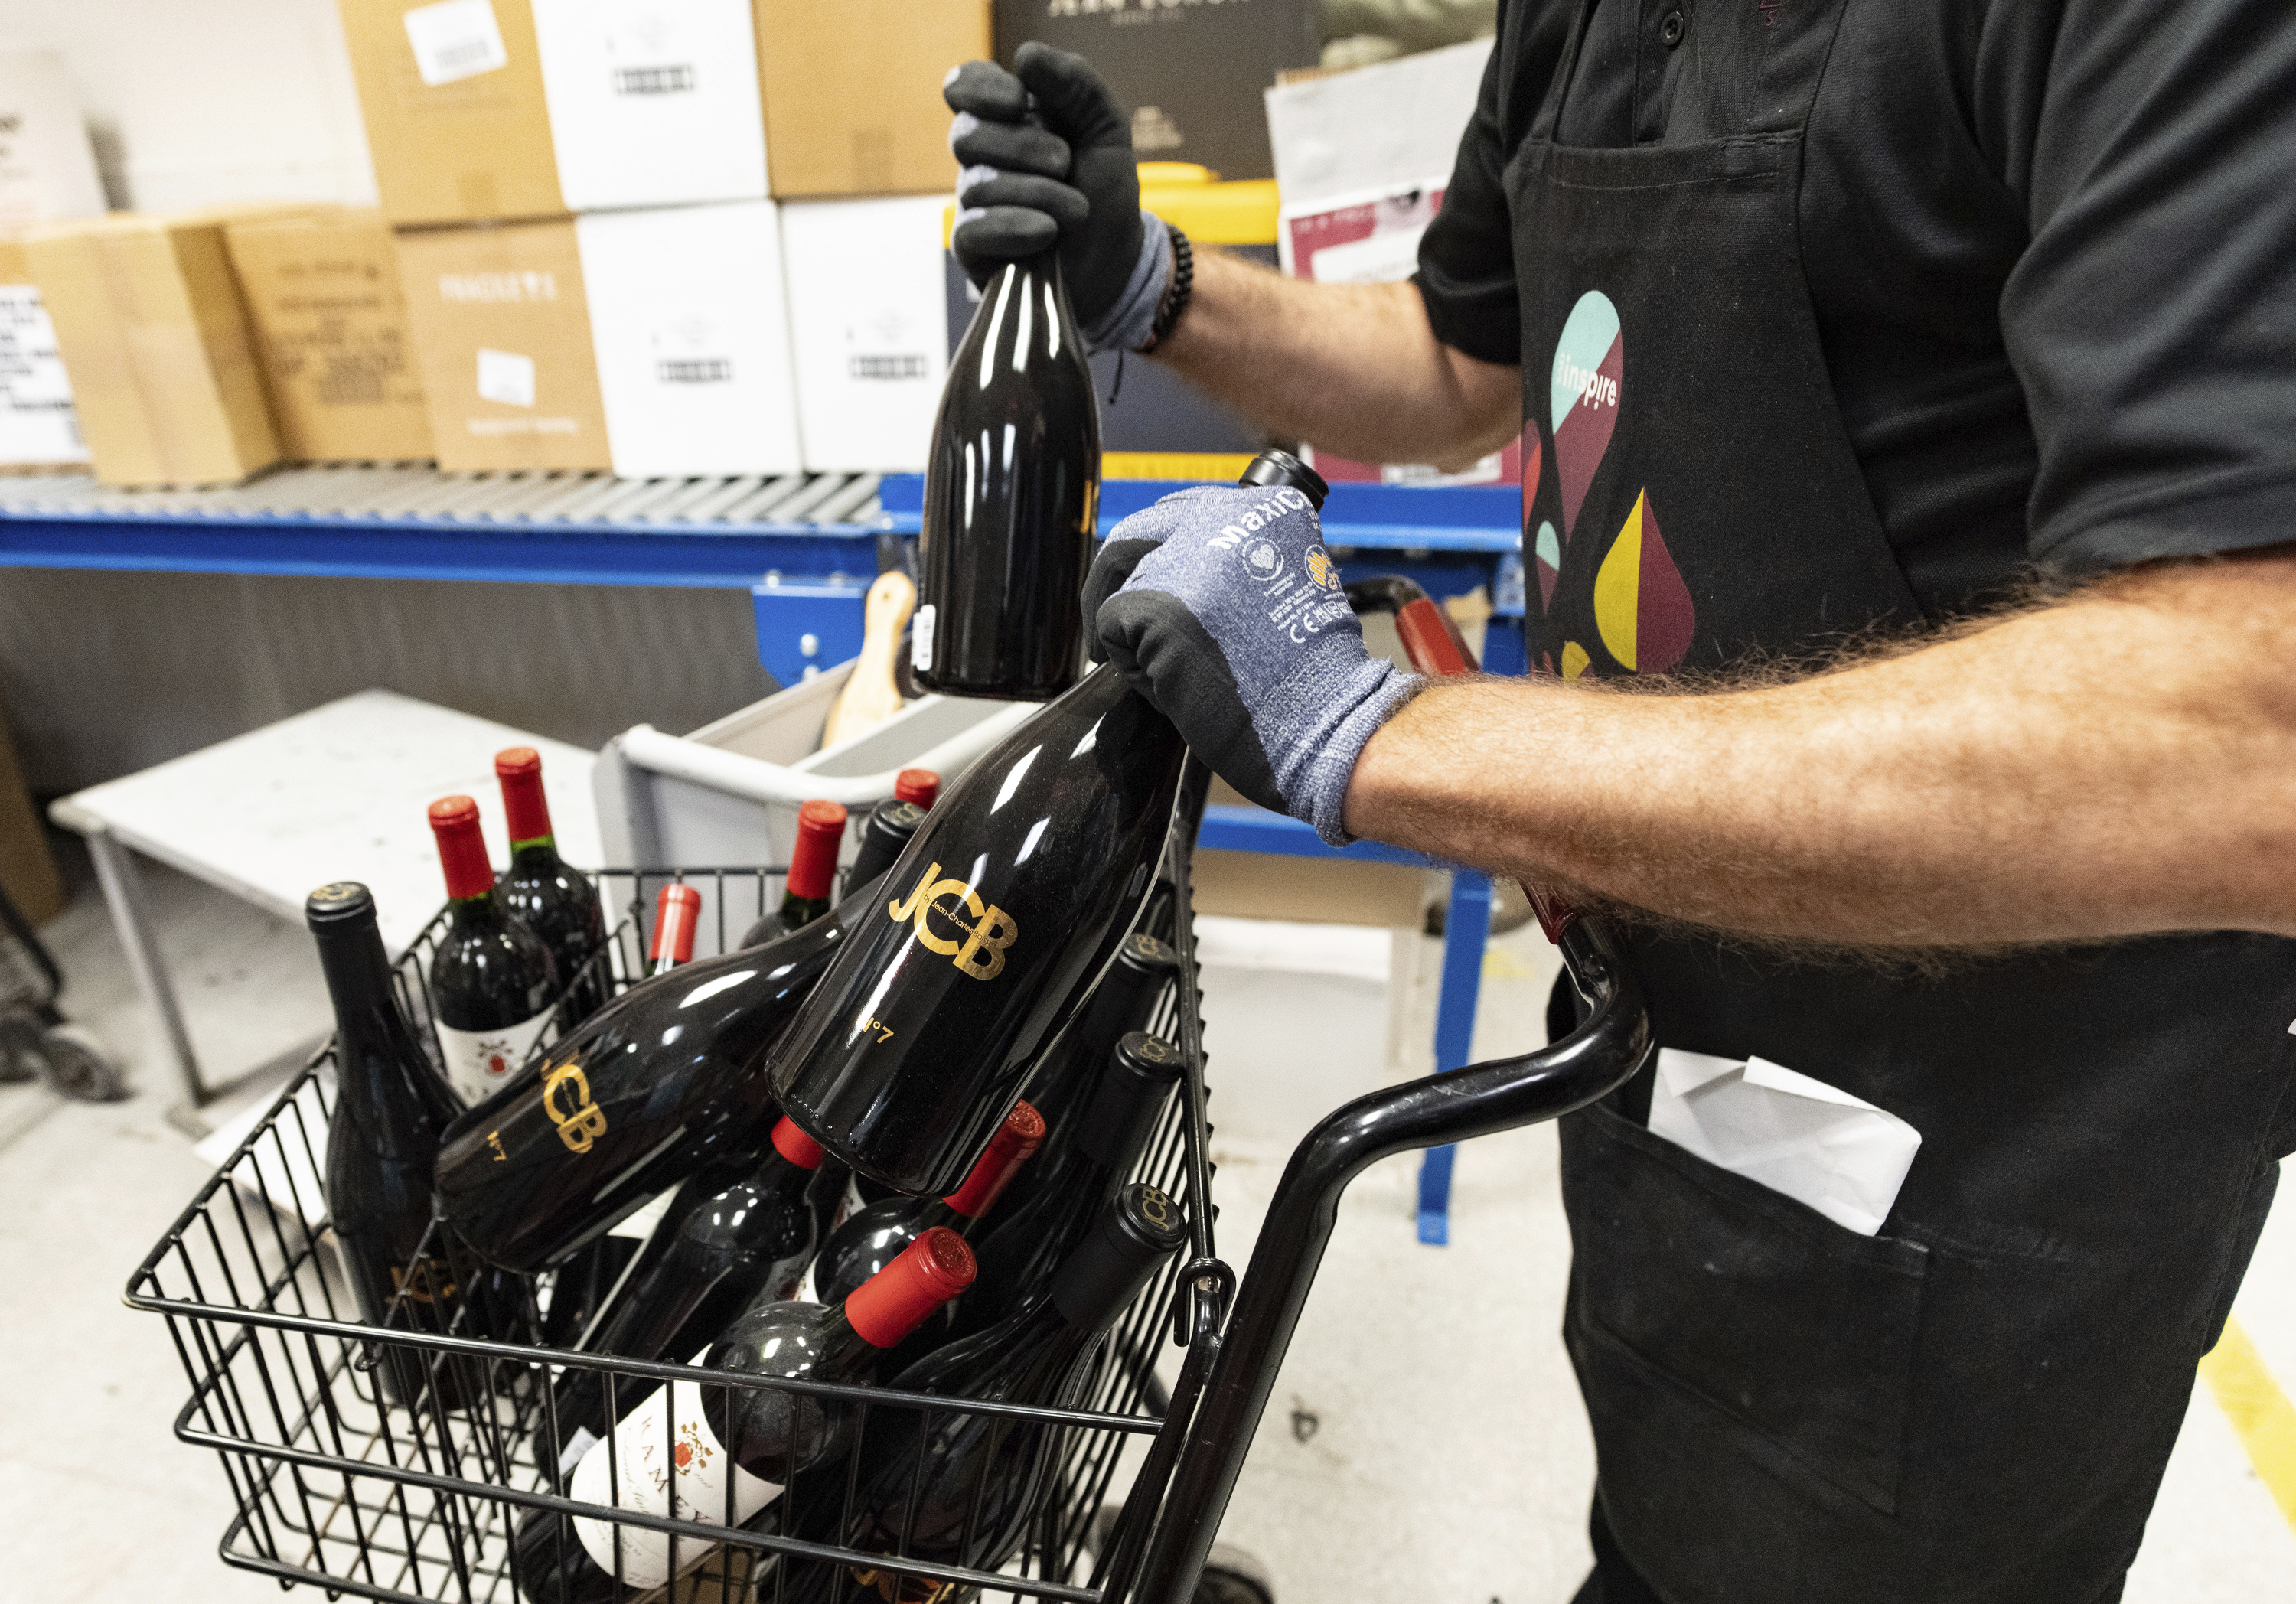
[910,604,935,673]
[833,1173,866,1234]
[434,1009,554,1106]
[569,1373,784,1587]
[791,1257,822,1306]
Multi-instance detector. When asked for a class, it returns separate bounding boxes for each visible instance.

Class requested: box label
[0,283,89,465]
[404,0,512,87]
[476,347,538,408]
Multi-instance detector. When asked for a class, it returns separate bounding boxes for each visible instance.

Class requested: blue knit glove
[1085,485,1420,845]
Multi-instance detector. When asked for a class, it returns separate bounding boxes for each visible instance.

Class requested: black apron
[1507,2,2296,1599]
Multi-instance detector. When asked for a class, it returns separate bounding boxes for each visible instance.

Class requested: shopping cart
[123,586,1653,1604]
[0,876,126,1102]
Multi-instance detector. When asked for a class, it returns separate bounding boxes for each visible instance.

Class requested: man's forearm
[1343,551,2296,947]
[1153,249,1519,470]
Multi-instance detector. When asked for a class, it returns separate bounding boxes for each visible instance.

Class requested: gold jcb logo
[887,862,1019,981]
[542,1062,608,1153]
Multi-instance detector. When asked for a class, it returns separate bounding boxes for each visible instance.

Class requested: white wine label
[569,1375,783,1588]
[556,1425,600,1477]
[910,604,935,672]
[791,1257,822,1306]
[403,0,509,86]
[833,1173,866,1232]
[434,1009,553,1107]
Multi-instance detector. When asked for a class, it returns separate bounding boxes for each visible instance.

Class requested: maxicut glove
[1087,486,1421,846]
[943,44,1171,354]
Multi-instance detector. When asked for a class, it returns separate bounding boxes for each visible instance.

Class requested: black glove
[944,43,1152,338]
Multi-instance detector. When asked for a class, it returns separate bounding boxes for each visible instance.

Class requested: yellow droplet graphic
[1561,641,1590,680]
[1593,491,1647,671]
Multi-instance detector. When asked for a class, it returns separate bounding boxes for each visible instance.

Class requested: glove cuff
[1303,665,1423,849]
[1081,211,1172,356]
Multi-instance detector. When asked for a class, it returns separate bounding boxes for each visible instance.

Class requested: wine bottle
[648,882,703,977]
[540,1234,641,1351]
[913,249,1101,701]
[843,800,928,897]
[426,795,560,1107]
[739,800,848,948]
[832,1185,1187,1604]
[800,1100,1044,1309]
[308,881,475,1409]
[768,665,1186,1196]
[434,873,876,1274]
[547,1115,828,1458]
[893,769,939,810]
[495,746,610,1025]
[512,1229,976,1604]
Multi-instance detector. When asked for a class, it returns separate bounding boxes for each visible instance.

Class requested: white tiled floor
[1,856,2290,1602]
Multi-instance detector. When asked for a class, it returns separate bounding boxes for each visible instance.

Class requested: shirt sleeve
[2006,0,2296,575]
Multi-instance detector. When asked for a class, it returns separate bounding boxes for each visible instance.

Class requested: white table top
[53,690,601,957]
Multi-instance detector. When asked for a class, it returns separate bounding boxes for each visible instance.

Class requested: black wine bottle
[648,882,702,977]
[434,873,876,1274]
[513,1229,975,1604]
[768,667,1186,1195]
[843,800,928,898]
[547,1115,829,1459]
[801,1100,1044,1309]
[309,881,475,1409]
[831,1185,1186,1604]
[496,746,610,1025]
[740,800,847,948]
[913,249,1101,700]
[426,795,560,1107]
[540,1234,641,1351]
[955,1032,1182,1340]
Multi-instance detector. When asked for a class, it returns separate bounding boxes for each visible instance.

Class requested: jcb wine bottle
[308,882,474,1408]
[435,875,873,1273]
[913,250,1100,700]
[648,882,703,976]
[740,801,848,949]
[496,747,610,1025]
[512,1229,975,1604]
[426,796,559,1106]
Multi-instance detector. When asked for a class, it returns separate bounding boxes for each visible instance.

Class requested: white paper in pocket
[1647,1049,1922,1236]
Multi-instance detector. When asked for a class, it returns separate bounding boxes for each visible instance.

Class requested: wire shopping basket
[125,854,1225,1604]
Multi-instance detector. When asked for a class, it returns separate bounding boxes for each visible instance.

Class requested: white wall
[0,0,377,212]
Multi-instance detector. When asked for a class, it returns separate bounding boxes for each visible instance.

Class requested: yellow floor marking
[2199,1315,2296,1533]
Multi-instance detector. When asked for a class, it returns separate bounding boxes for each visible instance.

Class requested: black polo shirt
[1416,0,2296,615]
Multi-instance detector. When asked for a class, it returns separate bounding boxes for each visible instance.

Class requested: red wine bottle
[830,1185,1186,1604]
[434,872,877,1273]
[547,1116,828,1457]
[893,769,939,809]
[800,1100,1044,1309]
[426,795,559,1107]
[308,882,476,1409]
[514,1229,976,1604]
[955,1032,1182,1340]
[768,663,1186,1196]
[740,800,847,948]
[496,747,610,1026]
[649,882,703,977]
[843,800,928,899]
[913,250,1101,701]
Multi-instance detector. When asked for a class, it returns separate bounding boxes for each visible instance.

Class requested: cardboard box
[224,209,433,461]
[0,49,107,230]
[1263,39,1492,207]
[397,200,801,475]
[995,0,1319,181]
[755,0,988,197]
[781,195,948,472]
[0,236,90,468]
[22,211,289,485]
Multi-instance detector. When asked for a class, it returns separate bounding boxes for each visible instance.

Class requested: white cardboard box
[576,199,803,477]
[778,195,949,473]
[532,0,770,212]
[0,50,105,231]
[1262,38,1492,209]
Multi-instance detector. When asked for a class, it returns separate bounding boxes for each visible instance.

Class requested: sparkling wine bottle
[308,881,474,1408]
[843,800,928,898]
[912,249,1100,700]
[547,1116,828,1459]
[647,882,703,977]
[426,795,559,1107]
[511,1229,976,1604]
[434,873,876,1273]
[495,747,610,1025]
[740,800,848,948]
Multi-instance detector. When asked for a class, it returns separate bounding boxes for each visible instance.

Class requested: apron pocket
[1562,1097,1930,1514]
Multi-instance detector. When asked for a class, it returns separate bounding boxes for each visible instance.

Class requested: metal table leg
[1416,869,1494,1245]
[83,825,206,1110]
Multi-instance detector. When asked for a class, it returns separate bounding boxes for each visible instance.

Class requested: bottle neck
[501,765,556,848]
[1075,1068,1169,1174]
[810,1302,876,1374]
[509,834,561,863]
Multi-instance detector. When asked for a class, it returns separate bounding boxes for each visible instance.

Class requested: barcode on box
[613,64,697,95]
[657,357,733,385]
[403,0,510,88]
[849,354,929,381]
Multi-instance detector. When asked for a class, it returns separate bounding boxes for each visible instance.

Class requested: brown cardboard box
[224,209,433,461]
[22,210,289,486]
[754,0,986,197]
[393,218,609,471]
[336,0,563,226]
